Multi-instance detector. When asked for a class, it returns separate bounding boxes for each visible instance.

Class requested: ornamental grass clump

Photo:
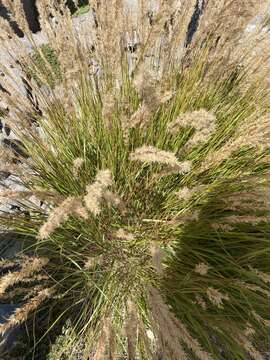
[0,0,270,359]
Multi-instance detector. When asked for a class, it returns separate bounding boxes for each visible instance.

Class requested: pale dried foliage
[122,103,151,139]
[0,287,54,335]
[148,286,214,360]
[84,255,103,270]
[38,170,114,238]
[200,115,270,171]
[252,311,270,328]
[244,323,256,337]
[0,256,48,295]
[251,267,270,284]
[150,242,165,276]
[206,287,229,308]
[225,215,270,225]
[103,190,121,207]
[176,185,206,201]
[195,295,207,310]
[84,182,103,216]
[191,0,269,81]
[211,223,234,231]
[0,0,270,358]
[115,228,135,241]
[125,300,138,360]
[38,196,84,239]
[236,334,264,360]
[237,281,270,298]
[176,186,194,201]
[195,263,210,276]
[1,0,264,138]
[84,169,113,216]
[130,145,191,173]
[168,110,217,148]
[72,157,84,178]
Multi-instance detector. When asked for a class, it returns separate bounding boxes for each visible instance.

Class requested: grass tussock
[0,0,270,359]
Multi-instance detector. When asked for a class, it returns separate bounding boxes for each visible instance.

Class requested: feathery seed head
[38,197,78,239]
[72,157,84,177]
[150,242,165,276]
[84,169,113,216]
[1,1,270,358]
[130,145,191,173]
[96,169,113,188]
[115,229,135,241]
[195,263,210,276]
[206,287,229,308]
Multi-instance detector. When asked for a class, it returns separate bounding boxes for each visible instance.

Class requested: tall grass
[0,0,270,359]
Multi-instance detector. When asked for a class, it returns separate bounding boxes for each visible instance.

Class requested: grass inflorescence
[0,0,270,359]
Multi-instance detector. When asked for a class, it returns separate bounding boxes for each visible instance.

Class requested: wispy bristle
[122,103,151,140]
[200,115,270,171]
[95,169,113,188]
[225,215,270,225]
[150,242,165,276]
[250,267,270,284]
[84,169,113,216]
[148,286,214,360]
[236,334,264,360]
[195,295,207,310]
[238,281,270,298]
[125,300,138,360]
[244,323,256,337]
[252,311,270,327]
[115,229,135,241]
[195,263,210,276]
[103,190,121,207]
[0,257,48,295]
[130,145,191,173]
[0,287,54,335]
[72,158,84,178]
[206,287,229,308]
[84,183,103,216]
[168,110,216,148]
[38,197,79,239]
[84,255,103,270]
